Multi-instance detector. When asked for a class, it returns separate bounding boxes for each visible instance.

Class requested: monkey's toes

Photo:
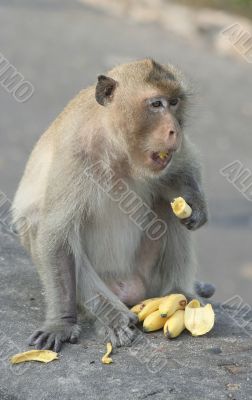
[128,311,139,325]
[95,308,139,347]
[195,281,216,298]
[28,323,81,352]
[104,324,138,347]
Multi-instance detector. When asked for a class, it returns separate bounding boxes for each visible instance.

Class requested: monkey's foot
[194,281,216,299]
[95,310,138,347]
[28,322,81,352]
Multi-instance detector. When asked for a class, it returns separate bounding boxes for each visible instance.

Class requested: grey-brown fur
[12,59,211,351]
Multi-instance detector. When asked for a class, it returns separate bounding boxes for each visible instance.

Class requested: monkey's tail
[194,281,216,298]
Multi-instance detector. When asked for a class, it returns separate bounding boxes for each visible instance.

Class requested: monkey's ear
[95,75,118,106]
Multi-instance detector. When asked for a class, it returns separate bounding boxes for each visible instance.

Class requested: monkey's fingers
[28,324,81,352]
[28,330,44,346]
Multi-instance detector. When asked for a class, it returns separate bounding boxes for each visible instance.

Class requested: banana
[138,297,167,322]
[159,294,187,318]
[158,152,168,160]
[130,298,159,315]
[171,197,192,219]
[143,310,168,332]
[163,309,185,338]
[184,299,215,336]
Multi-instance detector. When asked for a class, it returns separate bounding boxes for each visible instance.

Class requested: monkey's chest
[83,200,144,276]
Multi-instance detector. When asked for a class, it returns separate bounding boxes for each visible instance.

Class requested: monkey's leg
[28,235,80,352]
[158,213,197,298]
[159,218,215,300]
[71,241,138,347]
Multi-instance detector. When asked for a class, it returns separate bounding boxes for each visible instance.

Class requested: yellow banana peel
[10,350,58,364]
[184,299,215,336]
[101,342,113,364]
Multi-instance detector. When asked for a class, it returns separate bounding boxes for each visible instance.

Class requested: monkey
[12,58,214,352]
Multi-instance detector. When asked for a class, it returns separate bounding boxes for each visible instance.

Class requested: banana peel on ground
[101,342,113,364]
[184,299,215,336]
[10,350,58,364]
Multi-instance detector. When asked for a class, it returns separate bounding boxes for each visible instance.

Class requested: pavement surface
[0,0,252,399]
[0,224,252,400]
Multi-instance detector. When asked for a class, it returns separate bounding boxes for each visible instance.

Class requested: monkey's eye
[151,100,163,108]
[169,98,179,107]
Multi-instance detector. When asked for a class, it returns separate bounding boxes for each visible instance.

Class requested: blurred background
[0,0,251,304]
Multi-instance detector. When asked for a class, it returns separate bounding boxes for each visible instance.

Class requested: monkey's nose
[165,129,177,147]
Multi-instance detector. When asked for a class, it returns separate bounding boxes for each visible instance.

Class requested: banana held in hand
[130,298,158,315]
[171,197,192,219]
[163,309,185,338]
[184,299,215,336]
[159,294,187,318]
[138,297,167,322]
[143,310,168,332]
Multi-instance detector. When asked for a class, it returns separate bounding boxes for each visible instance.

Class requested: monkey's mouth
[150,151,173,169]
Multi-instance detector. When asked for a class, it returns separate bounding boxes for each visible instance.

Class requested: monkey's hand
[179,195,208,231]
[95,309,138,347]
[28,321,81,352]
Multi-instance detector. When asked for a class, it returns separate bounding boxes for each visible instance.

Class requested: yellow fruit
[163,310,185,338]
[184,300,215,336]
[138,297,167,322]
[171,197,192,219]
[130,298,158,315]
[158,152,168,160]
[101,342,113,364]
[159,294,187,318]
[143,310,168,332]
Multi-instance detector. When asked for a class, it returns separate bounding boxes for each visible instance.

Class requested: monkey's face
[95,60,188,179]
[125,92,184,177]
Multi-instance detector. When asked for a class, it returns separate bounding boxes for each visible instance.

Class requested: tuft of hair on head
[145,58,192,98]
[147,59,176,82]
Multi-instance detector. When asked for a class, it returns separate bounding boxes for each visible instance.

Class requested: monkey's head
[95,59,189,178]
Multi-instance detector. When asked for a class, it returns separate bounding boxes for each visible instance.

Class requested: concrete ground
[0,0,252,399]
[0,224,252,399]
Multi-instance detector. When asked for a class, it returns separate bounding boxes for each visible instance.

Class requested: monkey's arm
[160,139,208,230]
[28,226,80,352]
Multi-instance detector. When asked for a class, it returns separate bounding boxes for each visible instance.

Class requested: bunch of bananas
[131,294,215,338]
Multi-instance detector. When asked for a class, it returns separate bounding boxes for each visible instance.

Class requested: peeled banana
[130,294,215,340]
[159,294,187,318]
[163,309,185,338]
[171,197,192,219]
[143,310,168,332]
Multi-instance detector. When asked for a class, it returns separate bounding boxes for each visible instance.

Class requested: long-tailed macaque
[12,59,214,352]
